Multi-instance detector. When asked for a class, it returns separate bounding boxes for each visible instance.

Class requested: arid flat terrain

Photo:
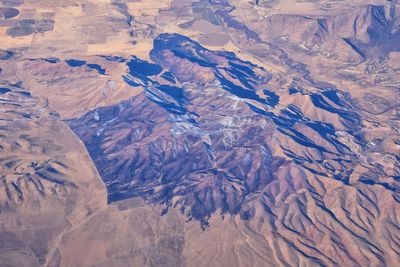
[0,0,399,266]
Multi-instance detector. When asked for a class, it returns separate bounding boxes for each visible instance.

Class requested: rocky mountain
[66,33,399,264]
[0,68,105,266]
[255,3,400,61]
[1,0,399,266]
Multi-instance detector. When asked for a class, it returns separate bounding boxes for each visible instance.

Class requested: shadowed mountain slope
[66,34,399,266]
[255,4,400,61]
[1,0,399,266]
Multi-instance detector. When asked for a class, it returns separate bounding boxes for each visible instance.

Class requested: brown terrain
[0,0,399,267]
